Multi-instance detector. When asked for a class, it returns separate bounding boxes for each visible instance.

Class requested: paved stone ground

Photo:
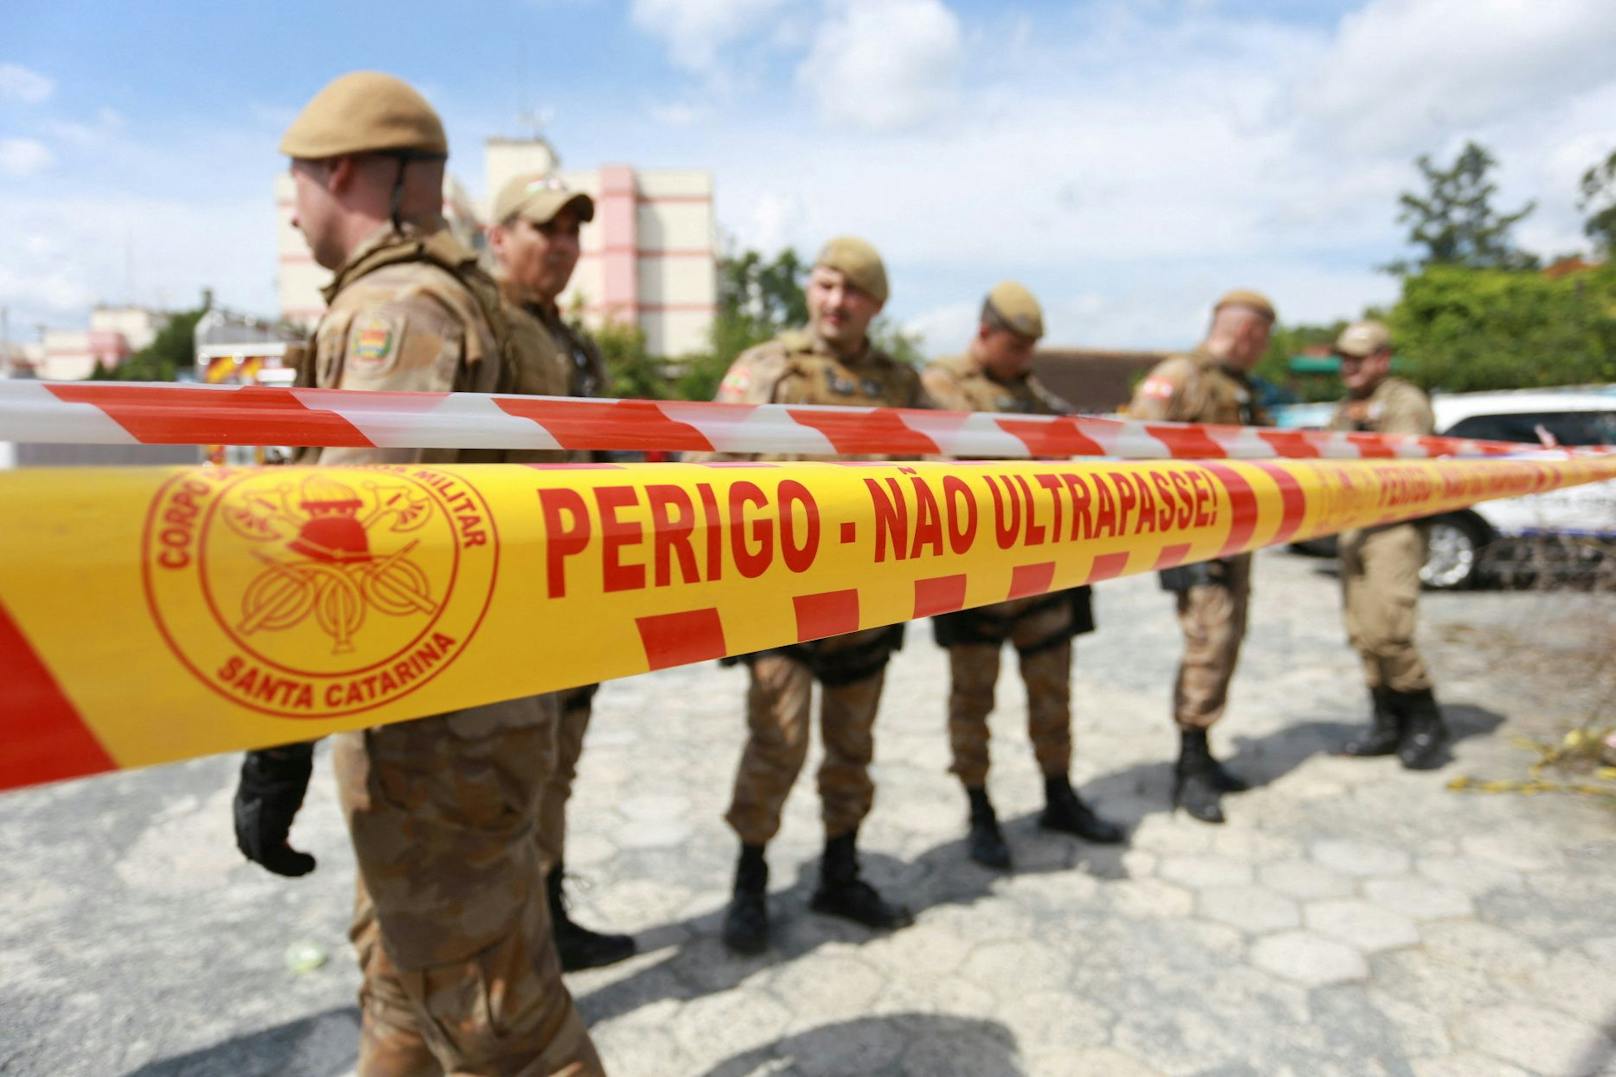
[3,548,1615,1076]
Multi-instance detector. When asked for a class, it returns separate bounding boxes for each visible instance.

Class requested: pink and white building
[275,137,718,358]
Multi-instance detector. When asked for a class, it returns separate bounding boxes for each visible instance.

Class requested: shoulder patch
[1138,375,1177,400]
[349,311,405,369]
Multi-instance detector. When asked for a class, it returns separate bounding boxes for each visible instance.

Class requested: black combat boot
[1341,687,1401,757]
[722,844,770,955]
[1173,728,1226,824]
[1040,775,1126,844]
[964,786,1012,870]
[547,865,637,972]
[1395,688,1449,771]
[809,831,914,930]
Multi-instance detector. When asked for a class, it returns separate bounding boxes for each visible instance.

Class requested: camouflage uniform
[502,287,611,872]
[1129,348,1271,729]
[921,354,1092,786]
[315,225,599,1076]
[1329,376,1436,693]
[714,329,928,845]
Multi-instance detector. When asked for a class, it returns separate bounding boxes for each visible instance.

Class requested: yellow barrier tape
[4,454,1614,791]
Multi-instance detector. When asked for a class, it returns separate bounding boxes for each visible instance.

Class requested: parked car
[1275,388,1616,589]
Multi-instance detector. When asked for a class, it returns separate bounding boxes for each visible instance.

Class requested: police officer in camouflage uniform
[1329,320,1448,770]
[709,237,930,954]
[921,283,1124,869]
[1128,290,1275,824]
[233,72,600,1075]
[489,173,636,972]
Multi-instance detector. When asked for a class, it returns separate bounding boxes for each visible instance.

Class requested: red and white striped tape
[0,379,1549,461]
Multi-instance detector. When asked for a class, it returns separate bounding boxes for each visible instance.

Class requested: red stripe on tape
[1200,462,1259,557]
[0,599,116,789]
[786,407,940,457]
[1007,561,1057,600]
[913,574,968,618]
[1345,432,1397,459]
[1153,543,1193,569]
[996,417,1109,457]
[1256,429,1323,459]
[1145,424,1227,459]
[636,608,726,670]
[793,589,860,642]
[496,398,716,452]
[1089,551,1131,581]
[48,384,373,447]
[1252,461,1309,546]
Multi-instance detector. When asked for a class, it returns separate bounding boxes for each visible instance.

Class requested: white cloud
[0,138,53,177]
[630,0,785,72]
[1308,0,1616,155]
[796,0,962,131]
[0,62,53,105]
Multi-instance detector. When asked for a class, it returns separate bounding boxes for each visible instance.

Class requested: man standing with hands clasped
[1128,290,1276,824]
[708,236,931,954]
[1329,320,1449,770]
[922,282,1124,869]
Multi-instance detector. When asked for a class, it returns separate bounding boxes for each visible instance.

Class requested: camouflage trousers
[945,596,1074,787]
[1172,553,1252,729]
[725,628,892,846]
[1340,523,1432,693]
[536,686,597,871]
[334,699,601,1077]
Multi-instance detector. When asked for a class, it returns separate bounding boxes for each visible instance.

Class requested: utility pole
[1,306,10,379]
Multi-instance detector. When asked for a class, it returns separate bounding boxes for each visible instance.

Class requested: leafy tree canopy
[1386,141,1538,274]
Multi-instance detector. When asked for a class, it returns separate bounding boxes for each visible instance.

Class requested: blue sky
[3,0,1614,354]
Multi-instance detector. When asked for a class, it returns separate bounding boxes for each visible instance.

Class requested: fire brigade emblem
[143,466,497,719]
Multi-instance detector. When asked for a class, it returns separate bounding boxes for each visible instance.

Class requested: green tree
[1388,262,1616,392]
[676,246,810,400]
[1578,148,1616,255]
[589,317,668,399]
[92,299,211,382]
[1386,141,1538,274]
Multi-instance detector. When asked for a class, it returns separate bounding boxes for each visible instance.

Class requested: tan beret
[1214,288,1276,323]
[983,280,1044,339]
[280,71,448,160]
[814,236,888,304]
[1333,320,1391,358]
[492,173,595,226]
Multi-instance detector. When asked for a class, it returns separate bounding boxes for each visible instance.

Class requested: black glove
[233,742,317,877]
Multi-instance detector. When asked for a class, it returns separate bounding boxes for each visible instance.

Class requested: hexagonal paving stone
[1108,878,1195,919]
[1456,1002,1615,1076]
[1159,854,1254,890]
[1260,859,1355,901]
[1311,839,1411,878]
[1249,931,1368,986]
[1197,885,1301,934]
[1459,832,1559,872]
[1415,855,1525,896]
[1305,899,1419,952]
[1363,877,1473,921]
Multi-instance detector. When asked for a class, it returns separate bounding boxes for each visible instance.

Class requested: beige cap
[814,236,888,304]
[280,71,447,160]
[1214,288,1276,323]
[982,280,1044,339]
[1333,319,1391,358]
[492,173,595,226]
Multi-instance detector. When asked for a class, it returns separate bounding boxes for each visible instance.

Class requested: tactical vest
[931,355,1058,415]
[768,330,919,409]
[297,228,529,395]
